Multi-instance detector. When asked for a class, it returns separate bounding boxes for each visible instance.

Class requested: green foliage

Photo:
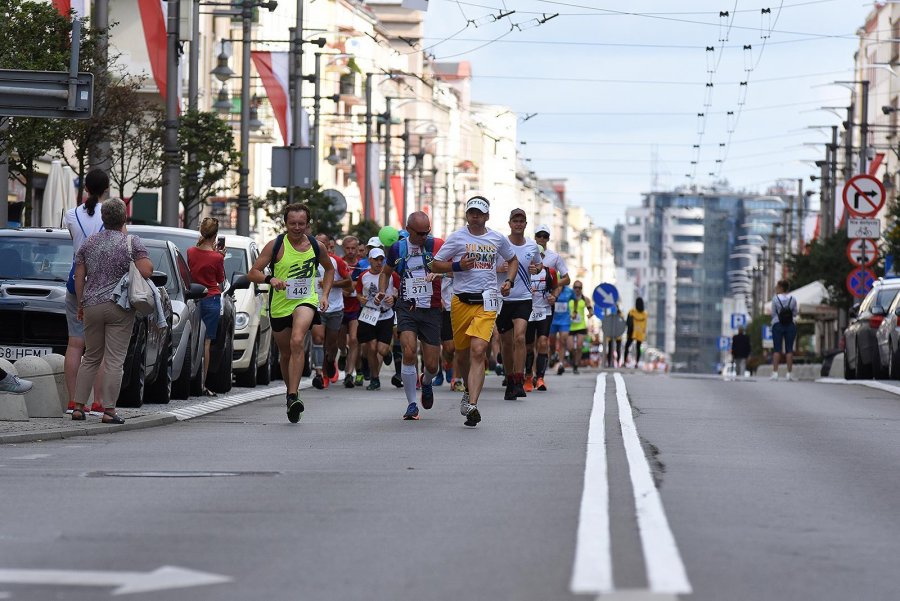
[106,78,165,201]
[882,195,900,268]
[254,185,344,238]
[179,110,240,217]
[348,219,381,245]
[787,230,871,310]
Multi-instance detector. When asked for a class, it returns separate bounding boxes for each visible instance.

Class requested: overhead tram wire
[435,0,835,17]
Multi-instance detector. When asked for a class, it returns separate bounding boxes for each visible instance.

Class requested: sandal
[101,412,125,425]
[71,408,86,421]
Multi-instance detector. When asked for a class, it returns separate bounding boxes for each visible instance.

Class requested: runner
[496,208,543,400]
[438,272,462,390]
[567,280,592,375]
[550,283,575,375]
[339,236,364,387]
[356,247,400,390]
[431,192,519,427]
[524,246,557,392]
[375,211,444,420]
[311,233,351,389]
[248,203,334,423]
[534,224,571,372]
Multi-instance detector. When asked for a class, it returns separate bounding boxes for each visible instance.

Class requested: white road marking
[614,373,691,595]
[0,566,230,595]
[166,381,311,421]
[570,374,614,594]
[13,454,50,460]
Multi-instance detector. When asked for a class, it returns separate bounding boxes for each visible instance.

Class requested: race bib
[530,277,542,293]
[405,276,433,303]
[483,289,500,312]
[286,278,313,300]
[555,301,568,313]
[572,312,583,324]
[529,309,545,322]
[359,306,380,325]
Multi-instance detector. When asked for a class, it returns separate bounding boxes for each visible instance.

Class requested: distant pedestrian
[0,367,33,394]
[770,280,798,381]
[63,168,108,415]
[605,303,625,368]
[623,297,648,368]
[187,217,226,397]
[71,198,154,423]
[567,280,591,374]
[731,326,751,378]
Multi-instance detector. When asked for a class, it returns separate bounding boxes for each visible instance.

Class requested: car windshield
[223,247,248,282]
[132,229,198,255]
[143,244,178,294]
[0,236,72,282]
[876,288,900,311]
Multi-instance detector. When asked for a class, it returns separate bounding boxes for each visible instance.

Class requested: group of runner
[248,193,594,428]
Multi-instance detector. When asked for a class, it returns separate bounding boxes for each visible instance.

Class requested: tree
[348,219,381,245]
[106,78,165,201]
[255,185,344,238]
[787,230,872,309]
[882,194,900,269]
[179,110,240,219]
[0,0,75,224]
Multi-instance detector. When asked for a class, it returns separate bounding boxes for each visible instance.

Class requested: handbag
[127,235,155,316]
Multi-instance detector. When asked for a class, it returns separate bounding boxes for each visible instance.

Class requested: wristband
[452,261,462,272]
[264,275,274,284]
[505,278,514,286]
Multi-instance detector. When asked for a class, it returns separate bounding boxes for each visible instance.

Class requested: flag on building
[353,142,381,222]
[250,51,309,147]
[136,0,168,102]
[52,0,86,17]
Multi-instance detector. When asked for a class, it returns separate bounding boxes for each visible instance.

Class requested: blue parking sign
[762,325,772,341]
[717,336,731,351]
[730,313,747,330]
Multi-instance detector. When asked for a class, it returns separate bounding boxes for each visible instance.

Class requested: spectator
[187,217,226,397]
[71,198,154,423]
[771,279,799,381]
[63,168,108,415]
[623,297,648,368]
[732,326,751,378]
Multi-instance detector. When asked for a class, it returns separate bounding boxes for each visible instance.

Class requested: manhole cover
[86,471,280,478]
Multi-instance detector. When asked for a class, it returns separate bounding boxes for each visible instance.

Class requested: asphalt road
[0,370,898,600]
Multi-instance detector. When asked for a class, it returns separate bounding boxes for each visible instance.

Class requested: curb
[815,377,900,397]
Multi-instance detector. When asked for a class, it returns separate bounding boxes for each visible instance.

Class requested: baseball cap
[465,192,490,214]
[368,247,385,259]
[367,236,383,248]
[535,224,551,236]
[509,208,526,219]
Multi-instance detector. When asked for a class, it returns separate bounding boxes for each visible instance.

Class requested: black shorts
[526,315,553,344]
[441,310,453,343]
[358,318,394,345]
[570,327,588,337]
[271,304,320,333]
[395,305,442,347]
[496,299,533,333]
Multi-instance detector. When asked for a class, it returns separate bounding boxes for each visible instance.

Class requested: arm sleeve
[355,279,363,295]
[131,236,150,261]
[335,256,350,278]
[74,245,86,265]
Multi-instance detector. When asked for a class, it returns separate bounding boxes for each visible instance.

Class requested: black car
[0,228,173,407]
[126,225,239,393]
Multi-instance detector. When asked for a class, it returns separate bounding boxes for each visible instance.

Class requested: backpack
[267,234,322,310]
[776,295,794,326]
[394,236,435,277]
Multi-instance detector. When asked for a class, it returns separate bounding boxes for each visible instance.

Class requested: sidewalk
[0,382,293,445]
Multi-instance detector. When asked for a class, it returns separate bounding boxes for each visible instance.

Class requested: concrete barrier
[829,353,844,379]
[43,353,69,412]
[756,364,822,380]
[0,360,30,421]
[14,356,64,418]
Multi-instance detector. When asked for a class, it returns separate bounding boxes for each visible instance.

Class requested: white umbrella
[61,165,77,226]
[41,160,66,228]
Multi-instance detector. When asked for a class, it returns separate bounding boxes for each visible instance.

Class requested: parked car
[0,228,173,407]
[127,225,237,393]
[874,280,900,379]
[222,234,273,387]
[846,277,900,379]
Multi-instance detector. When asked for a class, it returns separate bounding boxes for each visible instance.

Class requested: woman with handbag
[71,198,154,423]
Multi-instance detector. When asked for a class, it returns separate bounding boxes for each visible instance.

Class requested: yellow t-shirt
[628,309,648,342]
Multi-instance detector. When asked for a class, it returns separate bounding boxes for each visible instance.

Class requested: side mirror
[872,305,886,317]
[150,270,168,288]
[185,282,208,301]
[894,307,900,317]
[229,273,252,294]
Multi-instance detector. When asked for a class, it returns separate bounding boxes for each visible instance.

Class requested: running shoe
[785,372,793,381]
[384,351,393,366]
[344,374,356,388]
[432,370,444,386]
[366,378,381,391]
[322,375,330,389]
[421,383,434,409]
[286,393,304,423]
[330,361,340,383]
[464,404,481,427]
[536,377,547,391]
[355,373,365,386]
[459,392,470,415]
[504,383,517,401]
[391,373,403,388]
[0,373,32,394]
[452,379,466,392]
[514,380,527,398]
[403,402,420,420]
[338,353,347,372]
[524,376,534,392]
[502,376,508,387]
[557,364,565,376]
[312,373,324,389]
[495,363,505,376]
[445,366,453,382]
[573,365,579,375]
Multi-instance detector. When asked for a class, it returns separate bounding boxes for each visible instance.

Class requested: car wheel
[172,337,192,400]
[844,349,856,380]
[118,341,146,408]
[207,336,234,394]
[257,342,272,385]
[235,340,259,388]
[190,346,205,397]
[858,352,873,379]
[145,335,172,404]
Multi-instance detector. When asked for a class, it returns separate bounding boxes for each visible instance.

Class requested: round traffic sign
[592,283,619,310]
[846,238,878,267]
[842,174,885,218]
[846,267,876,299]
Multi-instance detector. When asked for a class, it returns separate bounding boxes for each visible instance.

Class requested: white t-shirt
[434,226,516,294]
[497,237,542,301]
[316,256,344,313]
[356,269,399,321]
[771,293,798,326]
[542,248,569,279]
[64,203,104,252]
[530,268,555,314]
[441,274,454,311]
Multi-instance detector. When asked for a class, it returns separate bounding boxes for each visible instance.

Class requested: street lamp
[213,84,232,113]
[211,40,235,82]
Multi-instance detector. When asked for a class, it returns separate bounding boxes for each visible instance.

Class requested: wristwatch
[505,278,514,286]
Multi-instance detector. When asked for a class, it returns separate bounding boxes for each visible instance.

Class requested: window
[675,217,703,226]
[627,216,641,225]
[627,234,641,242]
[627,252,641,260]
[673,235,703,243]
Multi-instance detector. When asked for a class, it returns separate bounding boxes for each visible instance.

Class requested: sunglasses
[409,229,431,237]
[535,233,550,238]
[573,286,582,290]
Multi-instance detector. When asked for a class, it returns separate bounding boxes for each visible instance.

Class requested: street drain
[86,471,280,478]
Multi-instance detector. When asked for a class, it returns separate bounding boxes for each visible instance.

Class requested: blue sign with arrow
[593,283,619,310]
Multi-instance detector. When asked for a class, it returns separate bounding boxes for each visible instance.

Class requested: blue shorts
[200,295,222,341]
[550,322,570,335]
[772,322,796,354]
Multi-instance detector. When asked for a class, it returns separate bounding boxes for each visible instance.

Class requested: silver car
[874,279,900,379]
[848,278,900,379]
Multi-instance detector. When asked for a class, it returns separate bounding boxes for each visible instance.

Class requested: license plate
[0,345,52,361]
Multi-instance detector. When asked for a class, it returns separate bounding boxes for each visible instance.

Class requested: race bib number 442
[286,278,312,300]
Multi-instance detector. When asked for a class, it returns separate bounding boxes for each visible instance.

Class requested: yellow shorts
[451,296,498,350]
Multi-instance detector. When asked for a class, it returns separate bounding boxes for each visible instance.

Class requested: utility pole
[161,0,181,228]
[860,80,870,174]
[382,97,392,226]
[845,104,854,179]
[829,125,838,238]
[364,72,373,222]
[0,118,8,227]
[403,119,410,222]
[797,178,804,249]
[312,51,322,185]
[91,0,110,169]
[236,0,253,236]
[289,0,304,203]
[186,0,201,229]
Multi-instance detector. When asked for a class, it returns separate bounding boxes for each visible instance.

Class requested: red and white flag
[51,0,86,18]
[136,0,168,102]
[251,51,309,147]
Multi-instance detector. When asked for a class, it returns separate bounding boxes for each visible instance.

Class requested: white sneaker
[0,373,33,394]
[769,372,778,381]
[459,393,471,416]
[785,372,793,381]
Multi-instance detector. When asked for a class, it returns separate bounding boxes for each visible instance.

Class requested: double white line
[570,373,691,597]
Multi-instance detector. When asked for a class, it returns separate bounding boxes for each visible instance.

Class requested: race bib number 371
[286,278,312,300]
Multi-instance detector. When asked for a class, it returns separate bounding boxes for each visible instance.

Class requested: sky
[420,0,874,231]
